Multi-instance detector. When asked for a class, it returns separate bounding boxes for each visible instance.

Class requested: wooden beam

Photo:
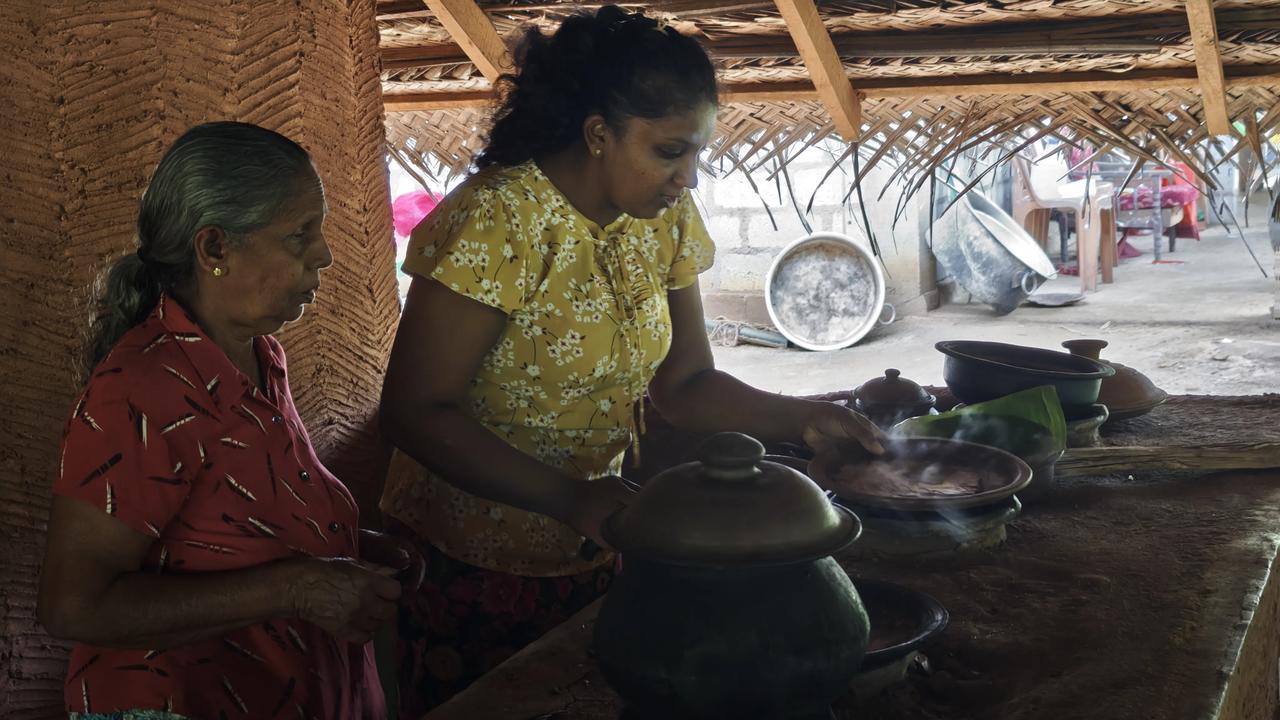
[1185,0,1233,136]
[381,44,474,72]
[384,36,1163,72]
[420,0,511,83]
[377,1,762,20]
[380,9,1275,73]
[862,67,1194,97]
[382,65,1280,111]
[383,88,495,111]
[1057,443,1280,477]
[773,0,861,140]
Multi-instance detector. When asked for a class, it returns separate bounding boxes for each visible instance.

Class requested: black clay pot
[593,433,869,720]
[595,557,868,719]
[936,340,1114,418]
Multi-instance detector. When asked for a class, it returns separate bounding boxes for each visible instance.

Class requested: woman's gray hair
[87,121,314,368]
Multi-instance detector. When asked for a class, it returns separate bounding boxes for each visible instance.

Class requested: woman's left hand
[358,529,425,594]
[801,402,886,480]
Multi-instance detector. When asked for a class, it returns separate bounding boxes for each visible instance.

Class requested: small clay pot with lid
[854,368,938,429]
[593,432,869,719]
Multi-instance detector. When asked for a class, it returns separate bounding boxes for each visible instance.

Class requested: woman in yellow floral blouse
[378,7,884,714]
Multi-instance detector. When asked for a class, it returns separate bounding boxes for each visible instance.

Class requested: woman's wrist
[276,556,318,620]
[527,472,585,525]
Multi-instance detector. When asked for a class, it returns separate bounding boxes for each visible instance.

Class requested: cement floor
[712,196,1279,397]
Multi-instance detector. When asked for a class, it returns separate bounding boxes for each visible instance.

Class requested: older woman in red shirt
[38,122,420,719]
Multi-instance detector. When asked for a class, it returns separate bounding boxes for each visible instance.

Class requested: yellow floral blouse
[380,160,715,577]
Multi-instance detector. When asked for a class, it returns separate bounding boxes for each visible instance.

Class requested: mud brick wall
[0,2,399,715]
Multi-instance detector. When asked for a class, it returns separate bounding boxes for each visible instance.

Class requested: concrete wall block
[716,252,777,293]
[745,211,810,250]
[697,144,936,316]
[794,168,846,205]
[705,213,744,248]
[699,254,725,293]
[711,175,779,209]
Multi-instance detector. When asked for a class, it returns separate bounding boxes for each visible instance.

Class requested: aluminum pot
[764,232,895,352]
[932,184,1059,315]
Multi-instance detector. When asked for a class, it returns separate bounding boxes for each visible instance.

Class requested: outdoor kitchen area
[2,2,1279,720]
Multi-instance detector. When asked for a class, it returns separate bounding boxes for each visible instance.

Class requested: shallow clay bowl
[855,578,949,669]
[808,437,1032,512]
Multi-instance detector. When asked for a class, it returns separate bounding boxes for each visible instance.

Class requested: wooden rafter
[378,1,762,20]
[381,35,1163,73]
[380,8,1276,73]
[772,0,860,140]
[1185,0,1233,136]
[382,64,1280,112]
[420,0,511,83]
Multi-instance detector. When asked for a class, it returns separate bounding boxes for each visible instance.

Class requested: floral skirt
[387,520,615,717]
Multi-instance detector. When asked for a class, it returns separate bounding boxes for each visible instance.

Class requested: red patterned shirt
[53,296,385,719]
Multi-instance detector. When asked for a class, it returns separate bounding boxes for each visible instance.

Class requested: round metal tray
[764,232,891,352]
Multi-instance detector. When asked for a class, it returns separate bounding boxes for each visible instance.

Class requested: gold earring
[594,148,602,156]
[212,267,225,277]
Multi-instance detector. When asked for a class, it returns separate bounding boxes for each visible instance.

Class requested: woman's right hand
[287,557,402,645]
[562,475,635,550]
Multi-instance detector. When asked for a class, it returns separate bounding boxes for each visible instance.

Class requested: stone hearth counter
[423,396,1280,720]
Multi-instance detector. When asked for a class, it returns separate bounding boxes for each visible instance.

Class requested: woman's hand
[562,475,636,550]
[358,529,425,594]
[288,557,403,645]
[801,402,886,485]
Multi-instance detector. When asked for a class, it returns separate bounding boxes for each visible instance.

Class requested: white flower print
[388,162,715,576]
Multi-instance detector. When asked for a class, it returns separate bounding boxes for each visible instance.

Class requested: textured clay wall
[0,2,399,716]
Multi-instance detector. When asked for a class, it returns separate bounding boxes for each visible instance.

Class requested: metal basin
[765,232,893,351]
[933,185,1058,315]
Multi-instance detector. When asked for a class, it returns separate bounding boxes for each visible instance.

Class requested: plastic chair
[1011,155,1115,292]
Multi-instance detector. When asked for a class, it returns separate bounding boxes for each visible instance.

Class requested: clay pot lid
[855,369,936,412]
[603,433,861,568]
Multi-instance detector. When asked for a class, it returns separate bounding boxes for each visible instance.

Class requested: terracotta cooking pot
[593,432,869,719]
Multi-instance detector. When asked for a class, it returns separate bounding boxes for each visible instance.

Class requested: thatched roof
[379,1,1280,203]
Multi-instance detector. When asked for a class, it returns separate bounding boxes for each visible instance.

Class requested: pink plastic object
[1115,184,1197,211]
[392,191,441,238]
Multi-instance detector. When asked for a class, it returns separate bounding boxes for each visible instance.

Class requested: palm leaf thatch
[380,0,1280,247]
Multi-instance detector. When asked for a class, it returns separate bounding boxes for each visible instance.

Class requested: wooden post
[1185,0,1233,136]
[772,0,861,141]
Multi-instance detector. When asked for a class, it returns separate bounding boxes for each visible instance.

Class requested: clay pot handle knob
[697,432,765,480]
[884,369,901,380]
[1061,339,1108,360]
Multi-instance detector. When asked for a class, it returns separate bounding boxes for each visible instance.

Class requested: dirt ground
[712,196,1279,399]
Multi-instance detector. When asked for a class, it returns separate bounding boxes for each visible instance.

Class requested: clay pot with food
[593,432,869,720]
